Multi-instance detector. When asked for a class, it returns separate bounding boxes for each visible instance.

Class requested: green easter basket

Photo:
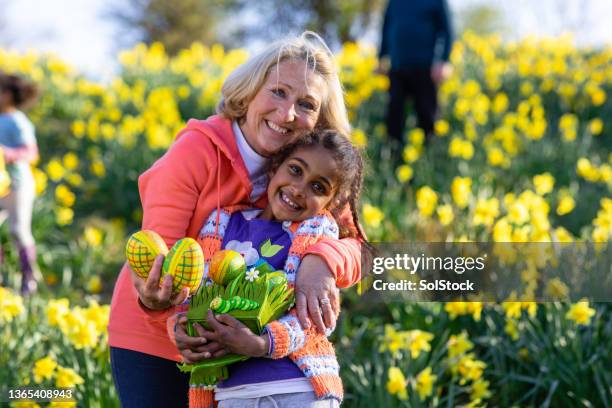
[178,270,294,387]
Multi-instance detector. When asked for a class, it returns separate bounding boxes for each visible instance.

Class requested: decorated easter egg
[162,238,205,294]
[209,249,246,285]
[125,230,168,279]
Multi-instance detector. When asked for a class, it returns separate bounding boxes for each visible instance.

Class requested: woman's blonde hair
[217,32,350,136]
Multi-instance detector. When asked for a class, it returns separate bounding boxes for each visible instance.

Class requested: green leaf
[260,239,284,257]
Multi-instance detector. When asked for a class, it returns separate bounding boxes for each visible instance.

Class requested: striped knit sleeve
[165,312,181,347]
[264,309,334,359]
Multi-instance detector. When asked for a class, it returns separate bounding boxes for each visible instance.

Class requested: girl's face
[240,59,326,157]
[263,145,338,222]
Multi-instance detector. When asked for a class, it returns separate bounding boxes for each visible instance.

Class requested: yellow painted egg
[209,249,246,285]
[126,230,168,279]
[162,237,205,294]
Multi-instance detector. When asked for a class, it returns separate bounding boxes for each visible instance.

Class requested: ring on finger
[319,297,331,306]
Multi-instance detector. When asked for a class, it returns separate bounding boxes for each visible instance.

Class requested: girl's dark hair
[0,73,39,109]
[268,129,375,271]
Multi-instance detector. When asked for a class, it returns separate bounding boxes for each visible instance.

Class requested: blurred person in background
[0,73,40,295]
[378,0,454,148]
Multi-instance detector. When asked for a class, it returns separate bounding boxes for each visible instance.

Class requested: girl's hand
[201,311,269,357]
[130,255,190,310]
[295,255,340,333]
[175,315,228,364]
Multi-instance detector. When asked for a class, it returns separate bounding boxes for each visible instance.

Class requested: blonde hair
[217,31,350,136]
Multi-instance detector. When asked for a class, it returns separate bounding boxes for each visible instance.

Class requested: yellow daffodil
[588,118,603,135]
[55,184,76,207]
[533,173,555,195]
[453,354,487,384]
[473,197,500,227]
[434,119,449,136]
[448,331,473,358]
[33,356,58,383]
[576,158,600,182]
[402,145,421,163]
[557,195,575,216]
[566,300,596,325]
[415,367,437,401]
[87,276,103,294]
[10,401,41,408]
[406,330,434,359]
[62,152,79,170]
[451,177,472,209]
[46,298,70,327]
[504,318,520,340]
[83,226,103,246]
[409,128,425,146]
[471,379,492,401]
[437,204,454,226]
[396,165,413,183]
[386,367,408,400]
[363,204,384,229]
[0,287,24,323]
[445,302,467,319]
[449,137,474,160]
[545,278,569,299]
[46,159,65,182]
[48,402,77,407]
[56,207,74,226]
[351,128,367,147]
[55,367,84,388]
[416,186,438,217]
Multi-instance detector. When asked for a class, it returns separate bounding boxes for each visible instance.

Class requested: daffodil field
[1,32,611,407]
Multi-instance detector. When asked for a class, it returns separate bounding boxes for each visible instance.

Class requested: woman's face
[240,59,326,157]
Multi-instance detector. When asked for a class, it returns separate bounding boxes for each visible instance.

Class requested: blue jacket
[379,0,453,70]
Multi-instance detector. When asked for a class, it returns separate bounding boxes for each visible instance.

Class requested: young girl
[175,129,372,407]
[0,74,39,295]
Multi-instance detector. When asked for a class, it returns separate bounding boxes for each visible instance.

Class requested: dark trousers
[110,346,189,408]
[386,67,438,143]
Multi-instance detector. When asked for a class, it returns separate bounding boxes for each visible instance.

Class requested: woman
[0,73,40,295]
[108,32,362,407]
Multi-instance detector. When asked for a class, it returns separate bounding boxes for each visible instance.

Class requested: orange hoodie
[108,115,362,361]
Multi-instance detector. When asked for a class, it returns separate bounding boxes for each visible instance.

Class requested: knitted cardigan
[187,206,344,408]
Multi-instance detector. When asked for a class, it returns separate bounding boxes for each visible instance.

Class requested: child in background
[0,73,40,295]
[175,129,372,407]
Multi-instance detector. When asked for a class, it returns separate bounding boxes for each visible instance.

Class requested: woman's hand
[175,315,228,364]
[431,62,452,84]
[199,311,269,358]
[295,254,340,333]
[130,255,190,311]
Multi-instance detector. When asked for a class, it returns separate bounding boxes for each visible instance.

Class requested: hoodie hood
[178,115,252,197]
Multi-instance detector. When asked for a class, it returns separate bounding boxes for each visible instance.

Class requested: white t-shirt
[215,378,313,401]
[232,121,268,201]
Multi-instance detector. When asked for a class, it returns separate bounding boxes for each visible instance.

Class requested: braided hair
[268,129,375,268]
